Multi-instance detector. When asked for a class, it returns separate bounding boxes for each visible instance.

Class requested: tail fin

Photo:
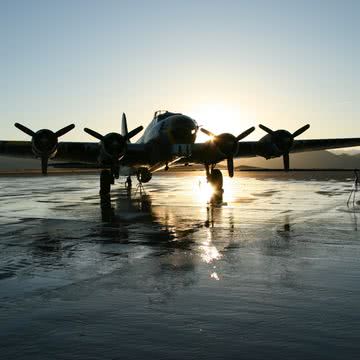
[121,113,130,142]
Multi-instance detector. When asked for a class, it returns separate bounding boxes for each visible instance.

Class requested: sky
[1,0,359,143]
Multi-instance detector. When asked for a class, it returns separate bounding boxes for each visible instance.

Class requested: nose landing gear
[135,167,151,196]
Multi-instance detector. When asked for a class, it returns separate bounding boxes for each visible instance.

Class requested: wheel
[208,169,223,191]
[100,170,113,195]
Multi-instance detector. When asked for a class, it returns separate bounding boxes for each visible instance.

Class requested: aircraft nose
[169,116,198,144]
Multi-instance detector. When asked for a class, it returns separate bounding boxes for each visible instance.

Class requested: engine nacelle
[214,133,238,157]
[136,167,152,183]
[99,132,127,163]
[14,122,75,175]
[83,121,143,165]
[255,130,294,159]
[31,129,58,159]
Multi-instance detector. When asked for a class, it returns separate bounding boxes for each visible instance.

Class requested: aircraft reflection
[98,187,234,283]
[99,190,204,301]
[347,208,359,231]
[280,214,291,235]
[193,176,226,206]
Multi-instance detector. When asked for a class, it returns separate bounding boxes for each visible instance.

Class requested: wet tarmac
[0,171,359,359]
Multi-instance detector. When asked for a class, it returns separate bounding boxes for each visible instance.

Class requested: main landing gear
[205,165,224,204]
[100,169,114,196]
[99,168,135,201]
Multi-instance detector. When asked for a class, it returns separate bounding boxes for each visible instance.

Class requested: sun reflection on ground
[200,242,221,263]
[191,174,236,205]
[222,175,236,203]
[210,272,220,281]
[199,223,223,268]
[192,176,214,204]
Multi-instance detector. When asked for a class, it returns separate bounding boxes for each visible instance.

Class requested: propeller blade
[236,126,256,141]
[227,157,234,178]
[121,113,129,137]
[292,124,310,138]
[84,128,104,141]
[55,124,75,138]
[283,153,290,171]
[41,156,48,175]
[125,126,144,140]
[259,124,275,135]
[200,128,216,138]
[14,123,35,137]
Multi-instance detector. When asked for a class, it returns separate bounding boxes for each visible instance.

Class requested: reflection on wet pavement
[0,172,359,359]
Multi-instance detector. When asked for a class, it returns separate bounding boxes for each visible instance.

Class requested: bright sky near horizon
[1,0,359,143]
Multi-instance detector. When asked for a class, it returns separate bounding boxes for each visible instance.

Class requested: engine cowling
[32,129,59,159]
[200,126,255,177]
[84,120,143,165]
[14,123,75,174]
[258,124,310,170]
[100,132,127,162]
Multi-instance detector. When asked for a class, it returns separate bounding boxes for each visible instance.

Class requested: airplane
[1,110,360,199]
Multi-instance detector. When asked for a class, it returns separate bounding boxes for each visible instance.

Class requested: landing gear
[125,176,132,190]
[100,169,114,196]
[206,165,224,204]
[125,176,132,197]
[208,169,223,192]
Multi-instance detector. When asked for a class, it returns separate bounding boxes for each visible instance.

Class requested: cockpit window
[156,111,182,123]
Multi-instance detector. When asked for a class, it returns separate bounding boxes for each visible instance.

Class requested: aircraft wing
[2,137,360,169]
[290,138,360,153]
[186,137,360,165]
[0,140,148,165]
[186,141,258,163]
[0,140,99,163]
[0,141,33,158]
[235,138,360,157]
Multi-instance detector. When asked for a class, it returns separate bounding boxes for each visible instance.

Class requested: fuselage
[137,111,198,145]
[119,111,198,170]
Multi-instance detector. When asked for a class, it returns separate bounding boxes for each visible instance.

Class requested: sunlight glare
[192,176,214,204]
[192,174,237,204]
[200,225,222,264]
[190,103,256,143]
[200,241,222,264]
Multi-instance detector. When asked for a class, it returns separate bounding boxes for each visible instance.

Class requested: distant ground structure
[0,156,39,171]
[237,150,360,170]
[331,149,360,156]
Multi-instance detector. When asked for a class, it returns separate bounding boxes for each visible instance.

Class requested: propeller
[200,126,255,177]
[259,124,310,171]
[84,125,143,160]
[14,123,75,175]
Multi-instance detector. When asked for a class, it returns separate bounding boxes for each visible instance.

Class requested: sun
[189,103,256,143]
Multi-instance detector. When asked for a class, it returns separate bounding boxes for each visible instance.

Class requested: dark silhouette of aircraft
[1,110,360,198]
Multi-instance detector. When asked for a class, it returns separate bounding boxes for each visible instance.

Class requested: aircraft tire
[209,169,223,191]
